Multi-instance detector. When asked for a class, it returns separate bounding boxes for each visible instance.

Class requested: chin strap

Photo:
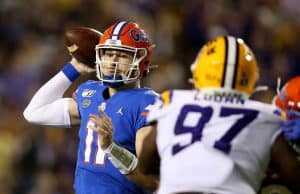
[102,75,125,87]
[104,142,138,174]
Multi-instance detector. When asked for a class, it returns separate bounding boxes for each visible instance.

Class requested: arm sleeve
[23,71,73,127]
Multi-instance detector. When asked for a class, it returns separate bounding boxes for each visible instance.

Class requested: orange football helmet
[95,21,153,85]
[274,76,300,112]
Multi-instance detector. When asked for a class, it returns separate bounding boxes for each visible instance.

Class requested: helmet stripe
[231,38,239,89]
[223,36,238,89]
[110,21,128,40]
[221,36,228,87]
[109,23,119,39]
[117,21,128,39]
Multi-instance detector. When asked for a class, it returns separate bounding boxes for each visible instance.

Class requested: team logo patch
[116,107,123,116]
[130,29,149,42]
[82,99,91,108]
[82,89,96,97]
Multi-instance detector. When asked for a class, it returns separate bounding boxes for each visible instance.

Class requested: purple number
[214,107,258,153]
[172,105,258,155]
[172,105,213,155]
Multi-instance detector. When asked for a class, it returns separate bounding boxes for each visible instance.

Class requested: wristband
[61,63,80,82]
[105,142,138,174]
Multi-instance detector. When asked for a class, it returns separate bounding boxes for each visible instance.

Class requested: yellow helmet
[191,35,259,97]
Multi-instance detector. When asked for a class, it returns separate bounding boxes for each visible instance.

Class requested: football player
[274,76,300,143]
[23,21,158,194]
[258,76,300,194]
[116,35,299,194]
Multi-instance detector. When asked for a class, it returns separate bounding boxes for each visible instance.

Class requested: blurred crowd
[0,0,300,193]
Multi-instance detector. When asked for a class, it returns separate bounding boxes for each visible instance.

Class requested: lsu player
[23,21,158,194]
[132,36,300,194]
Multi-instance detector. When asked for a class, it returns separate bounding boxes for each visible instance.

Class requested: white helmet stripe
[111,21,128,40]
[224,36,238,89]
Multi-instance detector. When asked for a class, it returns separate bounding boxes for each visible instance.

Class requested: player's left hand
[281,110,300,141]
[89,107,114,150]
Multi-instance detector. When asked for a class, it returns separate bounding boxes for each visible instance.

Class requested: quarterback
[23,21,158,194]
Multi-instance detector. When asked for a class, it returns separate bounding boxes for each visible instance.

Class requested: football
[64,27,103,67]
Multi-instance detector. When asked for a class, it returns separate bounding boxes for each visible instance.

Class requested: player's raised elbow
[23,107,46,125]
[23,105,43,124]
[23,106,36,123]
[23,101,73,128]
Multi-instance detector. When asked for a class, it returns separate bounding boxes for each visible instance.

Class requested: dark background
[0,0,300,193]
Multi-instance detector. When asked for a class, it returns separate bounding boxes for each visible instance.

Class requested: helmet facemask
[95,45,147,87]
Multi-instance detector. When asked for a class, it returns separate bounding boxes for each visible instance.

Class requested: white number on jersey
[84,120,106,165]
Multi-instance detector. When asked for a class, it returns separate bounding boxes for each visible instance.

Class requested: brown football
[64,27,103,67]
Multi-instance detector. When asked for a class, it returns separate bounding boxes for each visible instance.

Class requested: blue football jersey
[73,80,157,194]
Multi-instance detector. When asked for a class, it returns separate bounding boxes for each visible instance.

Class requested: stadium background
[0,0,300,193]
